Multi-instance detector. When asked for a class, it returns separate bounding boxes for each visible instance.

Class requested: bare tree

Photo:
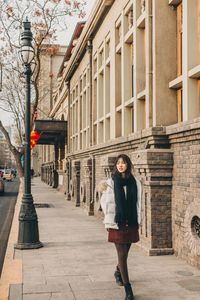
[0,0,86,177]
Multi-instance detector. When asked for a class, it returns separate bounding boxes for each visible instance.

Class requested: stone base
[149,248,174,256]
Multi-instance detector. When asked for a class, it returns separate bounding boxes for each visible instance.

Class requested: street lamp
[15,18,42,249]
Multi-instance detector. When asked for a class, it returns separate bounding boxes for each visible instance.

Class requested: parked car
[3,169,13,181]
[0,177,4,194]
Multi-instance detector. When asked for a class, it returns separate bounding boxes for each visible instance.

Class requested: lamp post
[15,18,42,249]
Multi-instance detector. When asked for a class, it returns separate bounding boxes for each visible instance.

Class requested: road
[0,178,19,277]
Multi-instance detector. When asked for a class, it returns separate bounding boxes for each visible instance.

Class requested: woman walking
[98,154,142,300]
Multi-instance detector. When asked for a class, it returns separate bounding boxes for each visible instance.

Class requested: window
[177,2,183,76]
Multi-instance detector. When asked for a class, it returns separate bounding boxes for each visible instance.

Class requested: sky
[56,0,96,45]
[0,0,96,126]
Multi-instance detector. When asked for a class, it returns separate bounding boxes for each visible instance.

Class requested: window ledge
[168,0,182,6]
[188,65,200,79]
[105,57,110,66]
[116,105,122,112]
[124,27,133,44]
[125,97,134,107]
[137,12,145,29]
[115,43,122,54]
[137,89,146,100]
[169,75,183,89]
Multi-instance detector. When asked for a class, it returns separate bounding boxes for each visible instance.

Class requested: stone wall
[65,127,175,256]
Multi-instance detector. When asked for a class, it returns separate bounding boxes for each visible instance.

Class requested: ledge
[125,97,134,107]
[105,57,110,66]
[188,64,200,79]
[137,12,145,29]
[124,27,133,44]
[169,75,182,89]
[168,0,182,6]
[116,104,122,112]
[137,89,146,100]
[115,42,122,54]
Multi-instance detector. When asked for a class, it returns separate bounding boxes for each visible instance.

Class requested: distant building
[32,44,67,175]
[36,0,200,269]
[0,126,13,168]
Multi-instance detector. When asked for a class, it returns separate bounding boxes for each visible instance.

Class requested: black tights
[115,243,131,284]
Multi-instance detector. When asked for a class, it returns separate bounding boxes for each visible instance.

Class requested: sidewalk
[2,178,200,300]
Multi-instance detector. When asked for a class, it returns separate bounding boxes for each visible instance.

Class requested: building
[32,44,67,176]
[37,0,200,268]
[0,126,13,168]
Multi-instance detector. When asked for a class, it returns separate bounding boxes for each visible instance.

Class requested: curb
[0,183,23,300]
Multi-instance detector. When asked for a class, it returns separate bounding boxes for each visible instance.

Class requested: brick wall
[167,118,200,268]
[43,122,200,267]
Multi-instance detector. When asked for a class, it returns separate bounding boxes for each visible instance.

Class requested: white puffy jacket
[99,177,142,229]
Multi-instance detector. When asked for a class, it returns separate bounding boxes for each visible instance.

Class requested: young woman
[99,154,142,300]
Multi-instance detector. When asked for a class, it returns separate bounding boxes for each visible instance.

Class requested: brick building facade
[38,0,200,268]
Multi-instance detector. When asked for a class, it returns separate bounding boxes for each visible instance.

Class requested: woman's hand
[97,180,108,192]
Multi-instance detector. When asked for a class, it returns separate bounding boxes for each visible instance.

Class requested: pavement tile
[46,275,91,285]
[73,287,124,300]
[23,282,71,294]
[23,293,51,300]
[17,178,200,300]
[50,292,75,300]
[23,275,46,285]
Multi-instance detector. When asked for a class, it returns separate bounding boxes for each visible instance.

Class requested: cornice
[63,0,114,81]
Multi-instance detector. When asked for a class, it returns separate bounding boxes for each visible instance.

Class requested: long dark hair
[112,154,133,177]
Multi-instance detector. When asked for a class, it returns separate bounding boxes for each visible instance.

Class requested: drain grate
[34,203,52,208]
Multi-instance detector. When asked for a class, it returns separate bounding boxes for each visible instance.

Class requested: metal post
[15,20,42,250]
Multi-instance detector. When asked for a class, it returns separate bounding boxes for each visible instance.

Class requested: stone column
[52,144,59,188]
[132,149,174,255]
[83,158,93,216]
[66,159,71,201]
[72,160,81,207]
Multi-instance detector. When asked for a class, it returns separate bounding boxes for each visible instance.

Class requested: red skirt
[108,225,139,244]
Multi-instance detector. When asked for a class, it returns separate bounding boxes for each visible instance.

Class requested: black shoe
[124,283,134,300]
[114,266,123,286]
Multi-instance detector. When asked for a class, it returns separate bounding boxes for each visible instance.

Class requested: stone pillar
[49,165,53,186]
[132,149,174,255]
[93,156,116,215]
[83,158,93,216]
[66,159,71,201]
[58,140,65,170]
[72,161,81,207]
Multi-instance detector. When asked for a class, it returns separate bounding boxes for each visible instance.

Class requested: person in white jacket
[98,154,142,300]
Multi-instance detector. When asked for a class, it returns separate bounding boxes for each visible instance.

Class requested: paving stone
[50,292,75,300]
[23,293,51,300]
[17,178,200,300]
[23,282,71,294]
[9,284,22,300]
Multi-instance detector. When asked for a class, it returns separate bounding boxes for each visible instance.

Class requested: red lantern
[30,130,41,149]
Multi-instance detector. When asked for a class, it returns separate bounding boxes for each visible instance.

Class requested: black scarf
[113,171,138,228]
